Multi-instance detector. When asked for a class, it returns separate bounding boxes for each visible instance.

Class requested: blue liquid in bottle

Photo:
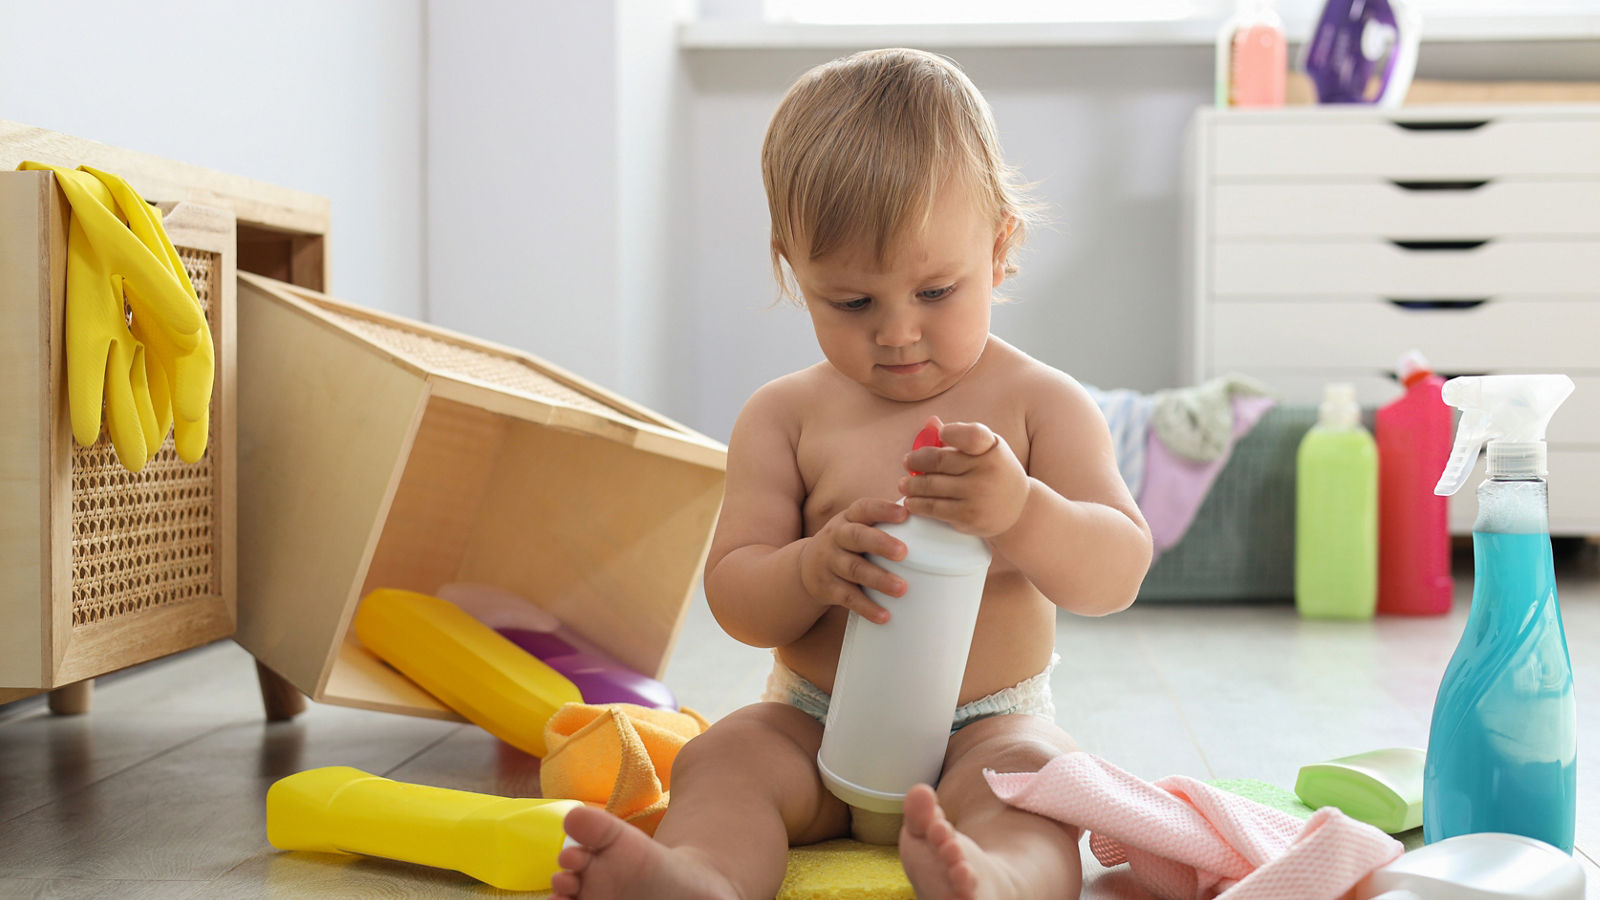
[1423,480,1576,853]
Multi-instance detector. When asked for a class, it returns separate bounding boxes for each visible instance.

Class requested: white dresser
[1184,105,1600,536]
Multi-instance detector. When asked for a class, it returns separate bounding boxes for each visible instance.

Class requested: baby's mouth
[879,361,929,375]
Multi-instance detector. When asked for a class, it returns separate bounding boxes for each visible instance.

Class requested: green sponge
[1208,778,1316,819]
[1294,747,1425,834]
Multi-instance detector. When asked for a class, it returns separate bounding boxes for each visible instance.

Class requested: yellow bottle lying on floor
[353,587,583,757]
[267,766,581,891]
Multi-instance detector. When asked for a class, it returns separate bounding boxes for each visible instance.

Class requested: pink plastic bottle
[1376,351,1454,615]
[1217,0,1287,108]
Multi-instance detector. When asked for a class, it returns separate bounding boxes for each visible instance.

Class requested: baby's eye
[919,285,953,301]
[833,297,871,311]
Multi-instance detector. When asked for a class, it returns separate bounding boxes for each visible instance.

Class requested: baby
[553,48,1152,900]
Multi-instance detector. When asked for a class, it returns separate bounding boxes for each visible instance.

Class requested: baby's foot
[549,806,738,900]
[898,783,1022,900]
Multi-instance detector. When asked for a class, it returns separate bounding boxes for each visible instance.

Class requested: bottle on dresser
[1215,0,1287,108]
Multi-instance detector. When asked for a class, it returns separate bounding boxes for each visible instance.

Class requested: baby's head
[762,48,1035,302]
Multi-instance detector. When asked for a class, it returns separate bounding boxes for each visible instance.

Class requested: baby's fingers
[844,496,911,527]
[835,520,907,562]
[824,573,894,624]
[937,421,1002,457]
[831,550,906,599]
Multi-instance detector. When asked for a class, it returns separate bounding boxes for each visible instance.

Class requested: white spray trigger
[1435,408,1489,497]
[1434,375,1575,497]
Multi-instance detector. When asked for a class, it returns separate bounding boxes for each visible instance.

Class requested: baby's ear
[991,214,1018,288]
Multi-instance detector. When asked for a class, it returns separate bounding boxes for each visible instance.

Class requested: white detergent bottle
[1425,374,1576,853]
[816,425,991,844]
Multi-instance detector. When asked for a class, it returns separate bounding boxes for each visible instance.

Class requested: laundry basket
[1136,406,1324,602]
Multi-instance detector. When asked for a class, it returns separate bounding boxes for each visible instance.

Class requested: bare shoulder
[734,362,834,444]
[981,338,1100,434]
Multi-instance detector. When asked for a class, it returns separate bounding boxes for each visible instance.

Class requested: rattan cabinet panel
[0,174,236,692]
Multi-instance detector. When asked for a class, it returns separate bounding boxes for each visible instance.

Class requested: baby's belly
[776,572,1058,705]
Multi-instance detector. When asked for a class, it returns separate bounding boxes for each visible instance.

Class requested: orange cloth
[540,702,710,835]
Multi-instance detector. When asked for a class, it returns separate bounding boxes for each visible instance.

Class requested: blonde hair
[761,48,1038,303]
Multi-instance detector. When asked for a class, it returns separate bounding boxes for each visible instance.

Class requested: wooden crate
[235,274,727,720]
[0,171,237,694]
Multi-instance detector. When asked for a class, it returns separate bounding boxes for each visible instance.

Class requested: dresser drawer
[1212,180,1600,239]
[1208,297,1600,372]
[1212,240,1600,296]
[1209,112,1600,180]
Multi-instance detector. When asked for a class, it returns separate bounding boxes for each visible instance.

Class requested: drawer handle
[1388,239,1491,252]
[1393,119,1490,132]
[1385,298,1489,311]
[1390,179,1491,192]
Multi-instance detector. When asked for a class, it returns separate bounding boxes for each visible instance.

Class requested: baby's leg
[551,702,849,900]
[899,715,1083,900]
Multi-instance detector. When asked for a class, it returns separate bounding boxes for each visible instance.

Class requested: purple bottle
[437,582,678,710]
[1301,0,1419,107]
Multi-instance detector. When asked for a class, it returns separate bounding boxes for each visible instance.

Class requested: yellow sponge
[779,839,911,900]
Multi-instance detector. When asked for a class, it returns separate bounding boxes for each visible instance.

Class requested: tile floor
[2,544,1596,898]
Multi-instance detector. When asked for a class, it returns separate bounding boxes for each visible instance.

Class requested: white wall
[0,0,425,319]
[426,0,687,413]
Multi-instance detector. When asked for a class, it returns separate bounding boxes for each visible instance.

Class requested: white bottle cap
[1486,441,1547,481]
[1318,383,1360,429]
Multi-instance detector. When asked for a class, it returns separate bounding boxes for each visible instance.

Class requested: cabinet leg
[47,680,92,715]
[256,661,306,722]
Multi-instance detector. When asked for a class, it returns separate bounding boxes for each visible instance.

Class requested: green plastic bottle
[1295,383,1378,619]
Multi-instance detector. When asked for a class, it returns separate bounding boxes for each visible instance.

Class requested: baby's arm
[704,381,911,648]
[900,376,1151,617]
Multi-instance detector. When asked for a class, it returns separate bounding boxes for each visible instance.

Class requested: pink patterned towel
[985,752,1402,900]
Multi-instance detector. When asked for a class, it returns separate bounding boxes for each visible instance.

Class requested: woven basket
[1137,406,1321,602]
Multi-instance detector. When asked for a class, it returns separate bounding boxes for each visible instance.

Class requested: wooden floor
[3,545,1598,899]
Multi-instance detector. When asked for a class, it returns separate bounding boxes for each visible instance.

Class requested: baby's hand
[799,498,910,624]
[899,416,1029,538]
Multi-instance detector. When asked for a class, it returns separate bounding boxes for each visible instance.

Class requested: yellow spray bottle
[267,766,581,891]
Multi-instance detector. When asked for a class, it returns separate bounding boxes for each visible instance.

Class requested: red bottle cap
[909,423,942,476]
[1398,349,1435,389]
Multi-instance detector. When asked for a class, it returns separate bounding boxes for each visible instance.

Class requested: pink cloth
[1141,394,1277,554]
[985,752,1402,900]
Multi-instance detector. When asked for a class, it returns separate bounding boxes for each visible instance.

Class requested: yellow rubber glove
[88,166,214,462]
[19,162,214,469]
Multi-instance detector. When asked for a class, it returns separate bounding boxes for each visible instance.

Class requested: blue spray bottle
[1425,374,1576,852]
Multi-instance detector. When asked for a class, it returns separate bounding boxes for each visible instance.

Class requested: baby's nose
[876,311,920,346]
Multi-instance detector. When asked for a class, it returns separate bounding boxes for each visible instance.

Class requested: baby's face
[789,189,1007,403]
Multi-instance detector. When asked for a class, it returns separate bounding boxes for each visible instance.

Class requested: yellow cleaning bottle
[267,766,581,891]
[1295,383,1378,618]
[353,588,583,757]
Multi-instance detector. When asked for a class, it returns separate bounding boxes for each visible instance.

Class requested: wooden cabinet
[0,121,329,708]
[0,175,236,697]
[1185,105,1600,535]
